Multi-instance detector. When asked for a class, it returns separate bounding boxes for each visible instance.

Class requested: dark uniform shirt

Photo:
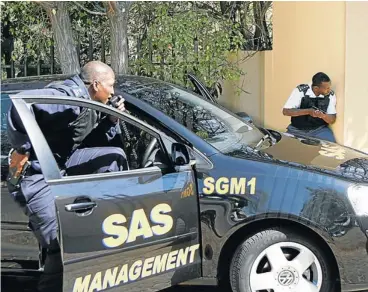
[7,74,119,172]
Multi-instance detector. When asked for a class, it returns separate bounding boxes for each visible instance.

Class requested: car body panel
[194,152,368,291]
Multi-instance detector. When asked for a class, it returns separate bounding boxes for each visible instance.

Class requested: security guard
[283,72,337,142]
[6,61,128,291]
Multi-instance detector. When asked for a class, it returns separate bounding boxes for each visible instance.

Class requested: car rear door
[11,95,202,292]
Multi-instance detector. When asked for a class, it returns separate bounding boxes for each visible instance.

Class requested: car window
[118,78,264,154]
[6,97,170,180]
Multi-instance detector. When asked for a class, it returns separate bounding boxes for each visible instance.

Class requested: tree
[38,1,80,74]
[130,2,246,90]
[104,1,132,75]
[194,1,273,51]
[1,1,54,77]
[128,1,272,95]
[71,1,132,75]
[2,0,273,91]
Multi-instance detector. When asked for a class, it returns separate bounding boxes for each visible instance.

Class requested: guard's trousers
[8,147,128,291]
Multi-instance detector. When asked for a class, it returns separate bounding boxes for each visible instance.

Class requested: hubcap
[277,267,298,286]
[249,242,323,292]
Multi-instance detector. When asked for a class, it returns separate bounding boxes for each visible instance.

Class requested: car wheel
[229,228,337,292]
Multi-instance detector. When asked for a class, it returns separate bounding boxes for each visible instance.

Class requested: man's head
[79,61,115,104]
[311,72,331,96]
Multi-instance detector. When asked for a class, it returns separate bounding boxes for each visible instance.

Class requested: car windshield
[118,77,265,154]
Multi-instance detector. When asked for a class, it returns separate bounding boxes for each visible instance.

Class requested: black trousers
[8,147,128,291]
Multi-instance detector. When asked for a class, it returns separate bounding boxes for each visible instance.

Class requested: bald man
[6,61,128,291]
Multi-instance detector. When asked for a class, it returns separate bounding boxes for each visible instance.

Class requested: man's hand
[114,96,125,112]
[309,109,336,124]
[309,109,321,118]
[109,96,125,123]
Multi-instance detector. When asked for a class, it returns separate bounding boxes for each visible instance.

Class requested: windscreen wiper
[254,129,277,150]
[255,134,271,150]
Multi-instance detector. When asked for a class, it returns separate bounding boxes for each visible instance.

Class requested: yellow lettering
[152,252,168,274]
[129,260,142,282]
[176,247,189,268]
[247,177,257,195]
[88,272,102,292]
[182,183,194,198]
[127,209,153,243]
[141,256,155,278]
[73,275,91,292]
[150,203,173,236]
[115,264,128,286]
[188,244,200,263]
[203,177,215,194]
[230,178,246,195]
[166,250,178,271]
[216,177,229,195]
[74,244,202,292]
[102,214,128,248]
[102,267,119,290]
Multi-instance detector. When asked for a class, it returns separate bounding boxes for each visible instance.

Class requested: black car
[1,74,368,292]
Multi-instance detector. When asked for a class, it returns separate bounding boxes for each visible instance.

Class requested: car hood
[227,132,368,182]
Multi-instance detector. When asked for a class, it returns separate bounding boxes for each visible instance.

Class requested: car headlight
[347,185,368,216]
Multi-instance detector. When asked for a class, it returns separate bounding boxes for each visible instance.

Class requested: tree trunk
[261,2,273,49]
[253,2,262,50]
[253,1,271,50]
[220,1,230,15]
[39,2,80,74]
[105,1,130,75]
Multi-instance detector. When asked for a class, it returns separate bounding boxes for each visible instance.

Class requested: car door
[187,73,254,124]
[187,73,216,103]
[10,95,202,292]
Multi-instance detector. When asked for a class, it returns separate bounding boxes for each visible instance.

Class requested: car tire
[229,228,337,292]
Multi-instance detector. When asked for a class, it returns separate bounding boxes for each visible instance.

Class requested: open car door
[187,73,217,103]
[10,95,202,292]
[187,73,254,124]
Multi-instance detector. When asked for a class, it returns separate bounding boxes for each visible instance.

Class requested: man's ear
[92,80,99,92]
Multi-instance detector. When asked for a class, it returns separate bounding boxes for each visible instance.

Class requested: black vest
[291,84,332,130]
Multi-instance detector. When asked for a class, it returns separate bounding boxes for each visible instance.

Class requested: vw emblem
[278,270,295,286]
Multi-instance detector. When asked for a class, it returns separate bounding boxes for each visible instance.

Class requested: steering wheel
[141,137,158,168]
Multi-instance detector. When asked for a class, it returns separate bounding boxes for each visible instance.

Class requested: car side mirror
[171,143,195,167]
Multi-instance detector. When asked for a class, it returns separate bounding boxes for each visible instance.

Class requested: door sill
[178,277,218,286]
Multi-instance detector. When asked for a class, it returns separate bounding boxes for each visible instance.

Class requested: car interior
[104,108,170,172]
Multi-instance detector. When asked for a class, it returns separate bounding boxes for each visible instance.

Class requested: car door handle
[65,202,97,212]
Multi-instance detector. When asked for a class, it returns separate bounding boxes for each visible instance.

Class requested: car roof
[1,74,194,96]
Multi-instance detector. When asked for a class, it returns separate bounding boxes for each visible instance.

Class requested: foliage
[1,1,110,71]
[1,1,273,93]
[1,1,53,75]
[68,1,110,66]
[130,2,246,90]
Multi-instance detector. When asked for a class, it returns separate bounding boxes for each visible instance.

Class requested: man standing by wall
[282,72,337,142]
